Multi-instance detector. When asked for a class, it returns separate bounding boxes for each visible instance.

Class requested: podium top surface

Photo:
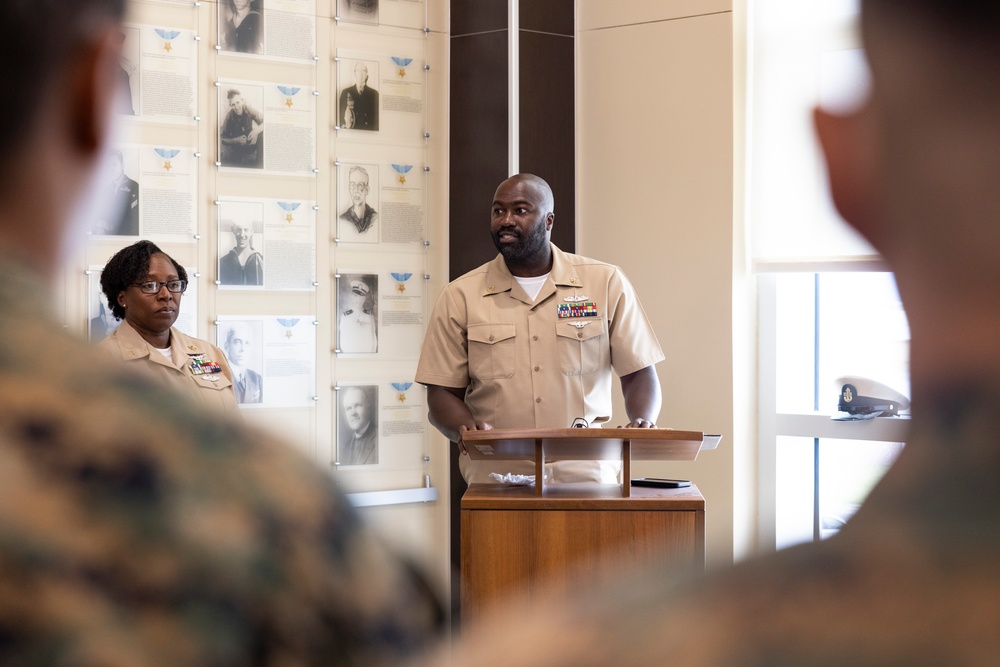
[460,427,704,462]
[462,481,705,510]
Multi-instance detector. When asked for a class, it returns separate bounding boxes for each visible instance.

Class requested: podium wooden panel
[459,429,708,619]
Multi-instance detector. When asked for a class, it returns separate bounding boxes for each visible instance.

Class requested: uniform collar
[113,319,160,362]
[482,243,582,300]
[113,319,199,369]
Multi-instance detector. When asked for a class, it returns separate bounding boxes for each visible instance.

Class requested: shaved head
[499,173,555,215]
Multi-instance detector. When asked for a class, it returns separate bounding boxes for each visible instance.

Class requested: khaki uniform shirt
[98,319,238,413]
[415,244,664,483]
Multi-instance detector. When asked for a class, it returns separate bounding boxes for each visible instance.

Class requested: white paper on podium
[702,434,723,450]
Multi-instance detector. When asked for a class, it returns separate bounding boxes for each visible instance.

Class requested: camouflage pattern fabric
[0,257,443,666]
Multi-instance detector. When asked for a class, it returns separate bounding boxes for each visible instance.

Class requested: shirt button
[534,366,540,372]
[532,336,538,341]
[535,398,542,404]
[577,332,583,338]
[488,335,495,341]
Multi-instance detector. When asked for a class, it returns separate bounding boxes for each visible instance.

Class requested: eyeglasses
[348,182,369,192]
[130,280,188,294]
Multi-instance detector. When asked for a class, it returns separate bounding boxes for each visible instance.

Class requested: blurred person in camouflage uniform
[0,1,443,665]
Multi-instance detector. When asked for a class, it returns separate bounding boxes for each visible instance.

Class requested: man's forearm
[620,365,662,426]
[426,384,475,443]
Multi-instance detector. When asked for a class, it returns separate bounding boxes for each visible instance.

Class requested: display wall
[58,0,451,583]
[57,0,744,592]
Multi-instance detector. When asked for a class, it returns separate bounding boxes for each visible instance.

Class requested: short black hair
[100,240,188,321]
[0,0,126,176]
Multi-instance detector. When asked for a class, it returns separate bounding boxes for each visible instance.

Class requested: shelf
[775,413,910,443]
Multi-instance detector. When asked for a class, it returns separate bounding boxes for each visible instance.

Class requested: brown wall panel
[449,31,510,280]
[520,0,574,36]
[452,0,508,36]
[448,4,577,626]
[519,30,575,253]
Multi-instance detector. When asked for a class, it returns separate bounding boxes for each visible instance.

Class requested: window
[761,272,909,549]
[750,1,909,550]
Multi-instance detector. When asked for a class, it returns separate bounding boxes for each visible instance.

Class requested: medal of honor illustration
[278,201,300,224]
[392,163,413,186]
[392,382,413,403]
[391,56,413,79]
[154,148,179,172]
[155,28,180,53]
[277,317,300,339]
[391,272,413,293]
[277,85,300,109]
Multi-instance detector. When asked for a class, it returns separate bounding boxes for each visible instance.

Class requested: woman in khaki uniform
[97,240,238,413]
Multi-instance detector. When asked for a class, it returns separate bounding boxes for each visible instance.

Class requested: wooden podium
[460,428,708,618]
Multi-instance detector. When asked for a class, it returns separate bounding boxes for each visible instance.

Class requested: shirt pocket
[190,373,234,392]
[555,320,606,376]
[468,323,516,380]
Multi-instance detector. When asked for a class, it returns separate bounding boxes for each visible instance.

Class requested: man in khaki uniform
[415,173,664,484]
[420,2,1000,665]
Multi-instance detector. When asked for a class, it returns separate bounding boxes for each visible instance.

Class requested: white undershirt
[152,346,172,359]
[513,273,549,301]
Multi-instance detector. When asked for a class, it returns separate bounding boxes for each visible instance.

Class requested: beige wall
[576,0,745,568]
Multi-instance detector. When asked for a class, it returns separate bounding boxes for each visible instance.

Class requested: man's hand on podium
[458,422,493,455]
[620,367,662,430]
[623,417,657,428]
